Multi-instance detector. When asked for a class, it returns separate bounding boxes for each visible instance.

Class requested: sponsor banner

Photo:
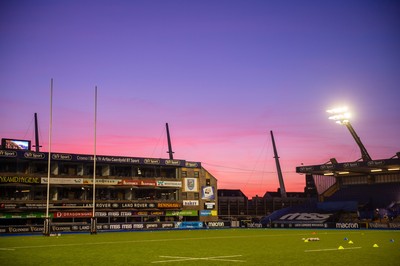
[3,226,39,234]
[1,149,190,167]
[94,156,141,164]
[175,221,203,229]
[0,150,18,158]
[185,161,201,168]
[41,177,83,185]
[184,178,198,192]
[1,203,49,209]
[297,158,400,173]
[278,213,332,223]
[0,222,177,234]
[156,180,182,188]
[53,211,92,218]
[205,221,230,228]
[131,211,165,216]
[121,180,140,186]
[23,151,45,160]
[0,176,41,184]
[388,223,400,229]
[200,210,218,216]
[201,186,215,200]
[245,223,263,228]
[183,200,199,206]
[120,180,157,187]
[95,211,133,217]
[51,153,73,161]
[0,202,165,210]
[368,222,389,229]
[166,210,198,216]
[144,158,161,165]
[164,159,184,166]
[157,202,181,209]
[139,180,157,186]
[204,202,215,210]
[0,212,49,219]
[336,223,359,229]
[83,179,121,185]
[273,223,329,229]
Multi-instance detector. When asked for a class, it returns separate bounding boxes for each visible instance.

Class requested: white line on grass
[1,230,362,250]
[0,248,15,251]
[152,255,245,263]
[305,247,362,252]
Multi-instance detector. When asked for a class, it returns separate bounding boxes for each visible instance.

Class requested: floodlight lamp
[326,106,351,124]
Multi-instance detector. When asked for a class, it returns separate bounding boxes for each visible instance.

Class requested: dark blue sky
[1,0,399,196]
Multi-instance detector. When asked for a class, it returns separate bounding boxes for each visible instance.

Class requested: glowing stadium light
[326,105,372,162]
[370,169,382,172]
[388,168,400,171]
[323,172,335,176]
[326,106,351,124]
[338,171,350,175]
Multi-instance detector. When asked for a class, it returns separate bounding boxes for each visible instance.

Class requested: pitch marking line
[152,255,245,263]
[305,247,362,252]
[0,248,15,251]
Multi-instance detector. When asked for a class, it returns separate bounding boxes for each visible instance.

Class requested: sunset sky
[1,1,399,197]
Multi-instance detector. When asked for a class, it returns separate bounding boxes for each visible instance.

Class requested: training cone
[304,239,309,243]
[348,240,354,244]
[373,244,379,248]
[338,246,344,250]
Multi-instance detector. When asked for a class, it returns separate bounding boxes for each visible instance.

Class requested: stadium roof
[296,153,400,176]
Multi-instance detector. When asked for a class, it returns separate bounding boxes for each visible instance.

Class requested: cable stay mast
[166,123,174,160]
[33,113,42,152]
[270,130,287,198]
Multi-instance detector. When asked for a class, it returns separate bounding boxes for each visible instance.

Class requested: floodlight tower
[326,106,372,162]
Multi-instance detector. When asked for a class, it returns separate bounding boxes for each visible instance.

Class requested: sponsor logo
[0,150,17,157]
[246,223,262,228]
[165,159,181,165]
[389,223,400,229]
[109,224,121,230]
[162,223,174,228]
[144,159,160,164]
[279,213,332,221]
[336,223,359,229]
[157,203,180,208]
[183,200,199,206]
[367,160,385,166]
[187,179,195,190]
[8,227,30,233]
[0,176,40,184]
[52,154,72,160]
[133,224,144,229]
[185,162,199,168]
[207,222,225,227]
[320,164,334,170]
[24,152,45,159]
[146,223,158,229]
[298,166,314,172]
[121,224,132,229]
[369,223,389,229]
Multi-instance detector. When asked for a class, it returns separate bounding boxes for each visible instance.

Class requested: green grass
[0,229,399,265]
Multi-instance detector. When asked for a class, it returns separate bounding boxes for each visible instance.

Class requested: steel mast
[270,130,287,198]
[166,123,174,160]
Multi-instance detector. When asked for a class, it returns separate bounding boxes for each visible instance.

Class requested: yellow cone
[304,239,309,242]
[373,244,379,248]
[338,246,344,250]
[348,240,354,244]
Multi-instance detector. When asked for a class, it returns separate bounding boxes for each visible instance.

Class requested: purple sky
[1,1,399,197]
